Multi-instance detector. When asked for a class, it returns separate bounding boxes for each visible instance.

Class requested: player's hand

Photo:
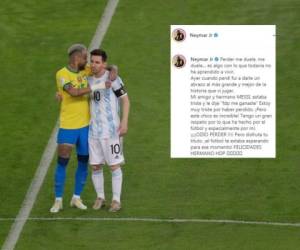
[105,81,112,89]
[108,65,118,81]
[118,121,128,136]
[55,92,63,102]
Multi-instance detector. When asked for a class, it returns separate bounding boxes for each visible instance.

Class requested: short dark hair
[90,49,107,62]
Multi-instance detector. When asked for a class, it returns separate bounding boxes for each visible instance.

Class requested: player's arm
[55,92,63,102]
[63,83,92,96]
[118,94,130,136]
[112,78,129,136]
[56,71,110,98]
[63,82,111,97]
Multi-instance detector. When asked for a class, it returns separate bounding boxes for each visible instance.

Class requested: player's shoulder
[87,75,94,84]
[81,64,91,76]
[113,76,124,87]
[97,70,110,80]
[56,67,69,78]
[112,76,127,98]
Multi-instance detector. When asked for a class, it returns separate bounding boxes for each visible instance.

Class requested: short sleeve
[56,70,71,91]
[112,77,127,98]
[112,77,124,91]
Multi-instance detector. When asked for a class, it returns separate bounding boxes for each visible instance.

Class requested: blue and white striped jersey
[88,70,127,139]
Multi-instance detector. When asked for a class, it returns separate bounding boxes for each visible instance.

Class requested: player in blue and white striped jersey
[88,49,130,212]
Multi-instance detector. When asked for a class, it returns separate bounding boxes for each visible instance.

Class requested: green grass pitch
[1,0,300,249]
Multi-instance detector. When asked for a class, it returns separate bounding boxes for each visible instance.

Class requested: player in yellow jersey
[50,44,114,213]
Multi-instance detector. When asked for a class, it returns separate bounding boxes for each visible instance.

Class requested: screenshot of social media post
[171,25,276,158]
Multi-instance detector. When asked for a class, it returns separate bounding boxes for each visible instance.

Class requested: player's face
[90,55,106,74]
[78,50,88,70]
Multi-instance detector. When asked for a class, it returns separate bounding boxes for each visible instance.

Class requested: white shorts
[89,136,125,166]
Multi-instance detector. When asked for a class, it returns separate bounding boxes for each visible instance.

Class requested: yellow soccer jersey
[56,66,91,129]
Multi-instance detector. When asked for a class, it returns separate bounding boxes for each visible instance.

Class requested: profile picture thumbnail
[172,28,186,42]
[172,54,186,68]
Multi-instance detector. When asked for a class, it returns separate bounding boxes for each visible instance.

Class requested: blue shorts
[57,126,89,155]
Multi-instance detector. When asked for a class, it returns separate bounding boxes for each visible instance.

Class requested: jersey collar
[66,65,79,73]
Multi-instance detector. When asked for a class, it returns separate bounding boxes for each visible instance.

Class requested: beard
[78,63,86,71]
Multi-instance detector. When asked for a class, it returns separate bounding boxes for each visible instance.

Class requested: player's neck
[68,62,79,73]
[93,68,106,78]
